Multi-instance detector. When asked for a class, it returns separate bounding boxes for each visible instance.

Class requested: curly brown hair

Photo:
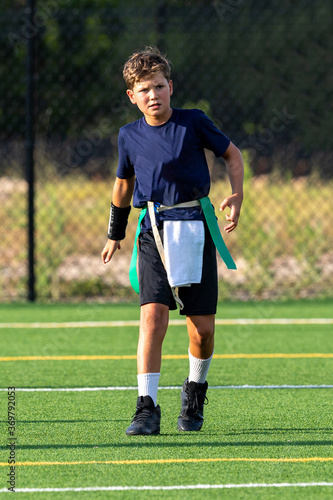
[123,46,171,90]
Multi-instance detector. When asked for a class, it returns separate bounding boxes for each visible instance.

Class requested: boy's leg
[186,314,215,361]
[126,303,169,436]
[137,303,169,374]
[177,314,214,432]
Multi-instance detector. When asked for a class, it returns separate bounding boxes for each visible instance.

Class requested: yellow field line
[0,457,332,467]
[0,355,137,361]
[0,353,332,362]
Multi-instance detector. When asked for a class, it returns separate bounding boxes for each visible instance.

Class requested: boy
[101,47,244,435]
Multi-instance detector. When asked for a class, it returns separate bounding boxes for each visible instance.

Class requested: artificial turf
[0,299,332,498]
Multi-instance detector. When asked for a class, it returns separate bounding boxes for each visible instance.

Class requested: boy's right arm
[101,176,135,264]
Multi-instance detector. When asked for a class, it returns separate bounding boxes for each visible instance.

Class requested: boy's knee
[191,321,214,342]
[188,316,215,339]
[187,315,215,343]
[195,324,214,341]
[141,303,169,334]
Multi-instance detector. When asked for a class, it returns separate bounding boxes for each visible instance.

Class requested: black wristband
[108,203,131,240]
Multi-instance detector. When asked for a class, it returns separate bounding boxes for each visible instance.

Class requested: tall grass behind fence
[0,1,332,302]
[2,161,332,302]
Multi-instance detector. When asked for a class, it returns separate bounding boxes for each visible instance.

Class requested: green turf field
[0,299,332,498]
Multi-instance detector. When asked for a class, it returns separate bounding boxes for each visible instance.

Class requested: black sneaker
[177,378,208,431]
[125,396,161,436]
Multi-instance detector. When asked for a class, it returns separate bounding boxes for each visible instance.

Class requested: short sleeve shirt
[116,108,230,229]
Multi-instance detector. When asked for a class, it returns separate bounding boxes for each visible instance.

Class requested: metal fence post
[26,0,36,301]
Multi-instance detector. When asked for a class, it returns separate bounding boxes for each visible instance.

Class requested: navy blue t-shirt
[116,108,230,229]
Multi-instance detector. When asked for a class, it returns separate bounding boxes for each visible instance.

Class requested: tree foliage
[1,0,332,176]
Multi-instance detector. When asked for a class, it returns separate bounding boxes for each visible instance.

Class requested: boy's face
[127,71,173,126]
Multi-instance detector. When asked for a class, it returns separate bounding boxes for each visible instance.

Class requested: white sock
[188,349,213,384]
[137,373,160,406]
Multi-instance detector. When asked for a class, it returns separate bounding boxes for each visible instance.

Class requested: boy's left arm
[220,142,244,233]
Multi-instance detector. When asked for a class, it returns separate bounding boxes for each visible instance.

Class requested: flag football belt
[129,196,236,294]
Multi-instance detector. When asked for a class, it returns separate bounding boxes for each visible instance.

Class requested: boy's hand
[220,193,243,233]
[101,239,121,264]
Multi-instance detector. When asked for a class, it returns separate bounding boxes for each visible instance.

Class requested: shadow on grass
[0,419,128,424]
[223,427,333,436]
[5,419,119,424]
[1,436,332,451]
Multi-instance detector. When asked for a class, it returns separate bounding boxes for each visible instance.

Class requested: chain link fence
[1,0,332,302]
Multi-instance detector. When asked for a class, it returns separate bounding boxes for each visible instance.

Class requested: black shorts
[138,222,218,316]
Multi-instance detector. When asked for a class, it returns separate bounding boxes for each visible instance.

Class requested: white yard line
[0,318,332,329]
[1,482,332,493]
[0,384,332,392]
